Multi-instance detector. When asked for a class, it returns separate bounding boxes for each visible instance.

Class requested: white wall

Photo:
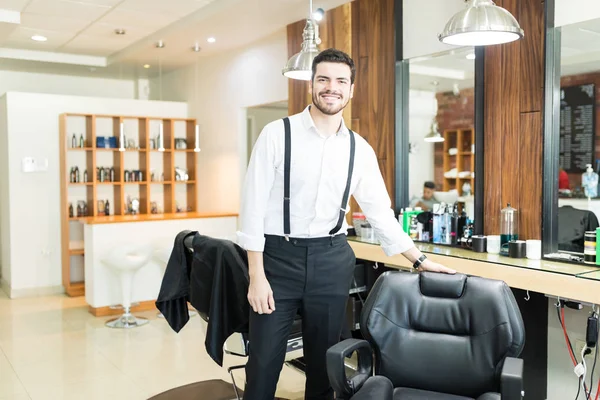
[2,92,187,295]
[408,90,437,201]
[403,0,466,60]
[548,301,600,400]
[246,106,289,163]
[0,95,9,287]
[150,29,289,214]
[0,70,135,99]
[555,0,600,27]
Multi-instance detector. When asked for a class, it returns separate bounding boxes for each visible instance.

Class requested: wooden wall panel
[483,0,545,240]
[287,0,396,211]
[351,0,396,207]
[519,0,544,113]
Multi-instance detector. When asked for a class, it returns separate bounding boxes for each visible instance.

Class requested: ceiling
[0,0,350,79]
[560,17,600,77]
[408,47,475,93]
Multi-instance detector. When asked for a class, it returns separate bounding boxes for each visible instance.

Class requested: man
[412,181,439,211]
[237,48,455,400]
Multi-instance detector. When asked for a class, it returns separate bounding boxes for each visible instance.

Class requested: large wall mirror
[400,47,477,243]
[543,1,600,264]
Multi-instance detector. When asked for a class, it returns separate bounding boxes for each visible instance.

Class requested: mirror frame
[541,0,562,256]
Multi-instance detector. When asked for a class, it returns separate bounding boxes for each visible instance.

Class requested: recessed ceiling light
[155,40,165,48]
[207,37,216,43]
[31,35,47,42]
[143,64,151,69]
[114,28,126,35]
[192,43,201,52]
[466,52,476,60]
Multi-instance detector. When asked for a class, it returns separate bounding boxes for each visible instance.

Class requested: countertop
[347,236,600,304]
[77,212,238,225]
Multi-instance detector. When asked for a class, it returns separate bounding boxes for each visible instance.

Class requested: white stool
[153,245,197,319]
[102,243,153,329]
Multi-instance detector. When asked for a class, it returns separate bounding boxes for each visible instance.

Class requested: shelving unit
[59,113,199,297]
[442,128,475,194]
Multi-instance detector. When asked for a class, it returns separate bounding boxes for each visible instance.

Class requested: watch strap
[413,254,427,269]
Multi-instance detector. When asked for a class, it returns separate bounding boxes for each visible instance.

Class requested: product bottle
[69,167,74,183]
[77,202,82,217]
[71,134,76,148]
[68,203,73,218]
[79,134,84,148]
[83,170,88,183]
[105,199,110,216]
[110,167,115,182]
[83,203,88,216]
[433,203,443,244]
[99,167,105,182]
[450,203,459,246]
[75,166,80,183]
[457,211,468,244]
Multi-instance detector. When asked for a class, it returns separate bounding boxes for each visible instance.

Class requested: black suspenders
[282,117,356,240]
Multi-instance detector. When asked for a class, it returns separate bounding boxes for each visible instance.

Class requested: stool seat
[102,243,153,329]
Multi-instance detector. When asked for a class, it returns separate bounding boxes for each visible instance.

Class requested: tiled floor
[0,290,306,400]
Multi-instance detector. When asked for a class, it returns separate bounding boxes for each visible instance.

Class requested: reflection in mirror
[245,101,288,164]
[548,17,600,264]
[405,47,475,245]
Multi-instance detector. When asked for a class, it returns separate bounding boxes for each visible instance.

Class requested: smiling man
[237,48,455,400]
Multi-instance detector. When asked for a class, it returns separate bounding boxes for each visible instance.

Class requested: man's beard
[312,90,349,116]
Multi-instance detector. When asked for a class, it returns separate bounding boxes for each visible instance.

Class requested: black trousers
[244,234,356,400]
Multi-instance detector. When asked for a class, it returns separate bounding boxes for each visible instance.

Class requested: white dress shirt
[237,106,414,257]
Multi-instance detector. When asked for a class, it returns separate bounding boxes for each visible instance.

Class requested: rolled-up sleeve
[353,145,414,256]
[236,126,276,252]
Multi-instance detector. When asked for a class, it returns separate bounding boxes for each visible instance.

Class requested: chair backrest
[360,271,524,398]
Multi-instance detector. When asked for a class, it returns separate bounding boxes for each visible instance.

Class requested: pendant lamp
[282,0,321,80]
[439,0,524,46]
[424,120,444,143]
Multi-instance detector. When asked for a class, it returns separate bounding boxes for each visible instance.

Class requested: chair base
[106,312,149,329]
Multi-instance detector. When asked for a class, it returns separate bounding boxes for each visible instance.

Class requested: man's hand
[247,251,275,314]
[419,259,456,274]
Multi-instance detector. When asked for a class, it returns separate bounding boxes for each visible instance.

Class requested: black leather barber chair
[326,271,525,400]
[182,235,304,400]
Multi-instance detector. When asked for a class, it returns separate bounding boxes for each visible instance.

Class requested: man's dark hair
[424,181,436,190]
[311,48,356,84]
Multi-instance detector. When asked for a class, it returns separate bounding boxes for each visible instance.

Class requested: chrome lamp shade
[283,19,320,80]
[424,121,444,143]
[439,0,524,46]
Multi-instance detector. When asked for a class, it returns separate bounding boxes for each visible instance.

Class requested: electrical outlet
[575,339,592,358]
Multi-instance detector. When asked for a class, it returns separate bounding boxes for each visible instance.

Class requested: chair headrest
[419,272,466,299]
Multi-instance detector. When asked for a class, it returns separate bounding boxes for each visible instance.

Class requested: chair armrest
[326,339,373,399]
[349,376,393,400]
[501,357,524,400]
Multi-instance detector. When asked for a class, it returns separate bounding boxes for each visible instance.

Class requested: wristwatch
[413,254,427,269]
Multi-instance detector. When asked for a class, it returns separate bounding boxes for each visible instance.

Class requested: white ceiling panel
[95,8,180,31]
[0,0,30,12]
[118,0,212,18]
[4,26,74,48]
[20,13,91,34]
[82,21,152,38]
[24,0,112,20]
[68,0,124,6]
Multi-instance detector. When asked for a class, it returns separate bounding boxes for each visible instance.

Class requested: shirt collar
[301,105,350,137]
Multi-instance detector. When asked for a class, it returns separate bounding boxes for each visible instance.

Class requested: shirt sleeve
[236,124,276,252]
[352,143,415,256]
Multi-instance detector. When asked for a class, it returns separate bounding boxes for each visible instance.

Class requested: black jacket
[156,231,250,366]
[558,205,600,252]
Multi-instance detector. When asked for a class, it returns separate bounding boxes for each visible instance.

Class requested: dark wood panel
[483,0,545,240]
[519,0,544,112]
[351,0,396,207]
[519,113,543,239]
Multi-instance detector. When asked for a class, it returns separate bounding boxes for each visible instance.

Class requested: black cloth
[243,234,356,400]
[156,231,250,367]
[558,205,600,252]
[155,230,197,332]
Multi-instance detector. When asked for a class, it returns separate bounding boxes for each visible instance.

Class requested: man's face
[423,187,434,200]
[309,62,354,116]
